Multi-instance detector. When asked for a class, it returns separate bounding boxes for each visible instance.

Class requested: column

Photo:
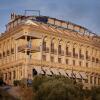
[25,35,28,78]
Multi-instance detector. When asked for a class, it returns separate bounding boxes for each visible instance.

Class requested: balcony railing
[18,44,40,52]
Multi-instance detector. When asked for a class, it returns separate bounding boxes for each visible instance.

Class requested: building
[0,13,100,89]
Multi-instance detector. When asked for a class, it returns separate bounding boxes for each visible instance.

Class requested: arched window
[66,46,69,55]
[51,39,54,53]
[58,40,62,55]
[73,48,75,57]
[42,38,47,51]
[58,44,61,54]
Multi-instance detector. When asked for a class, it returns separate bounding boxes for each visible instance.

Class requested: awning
[66,70,73,78]
[79,72,88,79]
[59,69,68,77]
[42,67,52,75]
[50,68,60,75]
[34,66,44,74]
[73,71,82,79]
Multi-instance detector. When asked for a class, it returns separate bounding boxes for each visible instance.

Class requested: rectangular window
[9,72,11,80]
[42,55,46,61]
[86,62,88,67]
[51,56,54,62]
[79,61,82,66]
[90,76,93,84]
[66,46,68,55]
[58,45,61,54]
[94,77,96,84]
[13,71,16,79]
[5,73,7,80]
[73,48,75,57]
[58,58,61,63]
[43,41,46,51]
[73,60,75,66]
[66,59,69,64]
[98,78,100,85]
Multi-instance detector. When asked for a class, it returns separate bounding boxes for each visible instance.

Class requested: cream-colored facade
[0,13,100,89]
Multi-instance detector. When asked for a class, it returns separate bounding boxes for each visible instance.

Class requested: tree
[32,75,84,100]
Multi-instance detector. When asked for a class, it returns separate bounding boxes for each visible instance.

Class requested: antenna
[24,10,40,16]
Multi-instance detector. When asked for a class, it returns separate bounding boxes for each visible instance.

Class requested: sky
[0,0,100,35]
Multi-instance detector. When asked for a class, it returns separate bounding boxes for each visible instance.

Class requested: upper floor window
[51,56,54,62]
[58,58,61,63]
[66,59,69,64]
[66,46,69,55]
[79,61,82,66]
[58,45,61,54]
[73,60,75,66]
[51,41,54,53]
[86,62,88,67]
[42,55,46,61]
[73,48,75,57]
[43,40,46,51]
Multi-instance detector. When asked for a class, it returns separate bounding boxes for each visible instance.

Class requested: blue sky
[0,0,100,35]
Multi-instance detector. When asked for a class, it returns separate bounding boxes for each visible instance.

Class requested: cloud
[0,0,100,35]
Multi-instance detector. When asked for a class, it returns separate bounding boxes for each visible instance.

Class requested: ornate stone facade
[0,13,100,89]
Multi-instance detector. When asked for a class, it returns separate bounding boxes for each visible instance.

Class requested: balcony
[18,44,40,52]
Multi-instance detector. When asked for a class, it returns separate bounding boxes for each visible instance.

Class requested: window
[73,48,75,57]
[28,40,32,48]
[0,53,2,59]
[86,51,88,59]
[98,78,100,85]
[9,72,11,80]
[5,73,7,80]
[79,49,81,58]
[3,52,6,57]
[66,59,69,64]
[51,56,54,62]
[51,42,54,53]
[73,60,75,66]
[96,58,99,63]
[86,62,88,67]
[79,61,82,66]
[90,76,93,84]
[66,46,69,55]
[43,41,46,51]
[58,45,61,54]
[58,58,61,63]
[84,79,88,83]
[13,71,16,79]
[94,77,96,84]
[42,55,46,61]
